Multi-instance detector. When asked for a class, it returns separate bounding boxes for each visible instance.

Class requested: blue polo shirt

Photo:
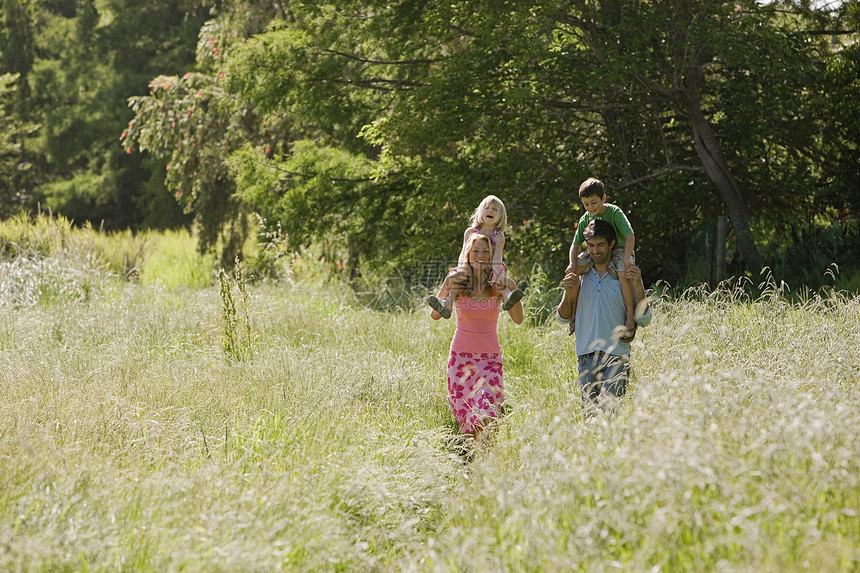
[558,268,652,357]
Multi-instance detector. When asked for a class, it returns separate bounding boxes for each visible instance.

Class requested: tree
[221,7,432,269]
[123,72,260,259]
[123,4,291,260]
[129,0,857,282]
[1,0,35,103]
[219,1,772,274]
[6,0,208,228]
[0,73,37,216]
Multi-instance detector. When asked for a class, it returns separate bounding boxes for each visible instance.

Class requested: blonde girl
[427,195,523,319]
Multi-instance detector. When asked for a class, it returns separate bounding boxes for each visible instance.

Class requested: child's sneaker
[502,288,524,311]
[575,252,594,275]
[427,295,451,319]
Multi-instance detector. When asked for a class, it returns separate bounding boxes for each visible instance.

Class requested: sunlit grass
[1,242,858,570]
[0,215,214,314]
[139,230,213,288]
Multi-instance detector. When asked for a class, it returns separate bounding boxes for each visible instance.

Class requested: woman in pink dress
[430,233,524,444]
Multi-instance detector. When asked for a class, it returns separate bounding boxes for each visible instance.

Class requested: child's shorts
[576,248,634,278]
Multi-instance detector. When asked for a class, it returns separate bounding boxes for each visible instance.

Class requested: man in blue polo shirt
[558,219,652,413]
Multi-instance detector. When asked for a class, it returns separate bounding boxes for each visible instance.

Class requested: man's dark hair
[578,177,605,199]
[583,219,616,247]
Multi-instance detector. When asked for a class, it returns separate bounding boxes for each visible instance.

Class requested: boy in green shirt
[567,178,637,342]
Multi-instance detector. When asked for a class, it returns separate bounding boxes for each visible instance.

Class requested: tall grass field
[1,218,858,572]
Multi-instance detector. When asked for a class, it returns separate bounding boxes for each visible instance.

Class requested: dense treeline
[2,0,858,287]
[1,0,210,228]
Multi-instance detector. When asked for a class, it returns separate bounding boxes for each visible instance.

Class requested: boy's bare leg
[618,270,636,340]
[568,276,582,334]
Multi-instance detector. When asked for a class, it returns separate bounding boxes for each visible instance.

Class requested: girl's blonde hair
[469,195,507,231]
[455,234,500,298]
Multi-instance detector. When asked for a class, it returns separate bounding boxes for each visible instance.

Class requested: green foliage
[521,263,563,327]
[0,213,213,297]
[1,0,35,98]
[349,258,420,313]
[5,0,852,290]
[816,38,860,215]
[227,140,378,259]
[763,216,860,291]
[0,249,105,307]
[0,73,37,216]
[0,213,108,306]
[222,0,858,284]
[122,5,301,261]
[0,211,78,259]
[5,0,208,229]
[124,71,254,253]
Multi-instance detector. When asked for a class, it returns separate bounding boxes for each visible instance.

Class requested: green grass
[0,233,859,571]
[0,214,214,307]
[138,229,213,289]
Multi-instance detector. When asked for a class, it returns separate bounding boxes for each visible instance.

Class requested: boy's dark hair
[578,177,605,199]
[583,219,616,247]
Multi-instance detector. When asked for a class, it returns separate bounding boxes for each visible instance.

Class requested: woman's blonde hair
[469,195,507,231]
[455,233,500,298]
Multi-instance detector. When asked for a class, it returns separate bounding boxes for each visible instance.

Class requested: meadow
[1,219,858,572]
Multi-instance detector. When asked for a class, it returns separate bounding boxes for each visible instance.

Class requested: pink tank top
[450,295,501,354]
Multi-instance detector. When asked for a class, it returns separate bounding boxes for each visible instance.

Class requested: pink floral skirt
[447,351,503,433]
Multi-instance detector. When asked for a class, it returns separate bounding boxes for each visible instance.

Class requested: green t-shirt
[572,202,633,247]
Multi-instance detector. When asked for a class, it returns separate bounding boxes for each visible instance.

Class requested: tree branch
[327,77,429,91]
[269,162,373,184]
[541,98,630,113]
[788,29,856,36]
[320,47,439,66]
[608,166,705,191]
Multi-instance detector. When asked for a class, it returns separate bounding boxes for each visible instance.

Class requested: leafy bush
[764,216,860,292]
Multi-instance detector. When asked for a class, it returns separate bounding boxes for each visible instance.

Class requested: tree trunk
[681,96,763,273]
[573,0,764,274]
